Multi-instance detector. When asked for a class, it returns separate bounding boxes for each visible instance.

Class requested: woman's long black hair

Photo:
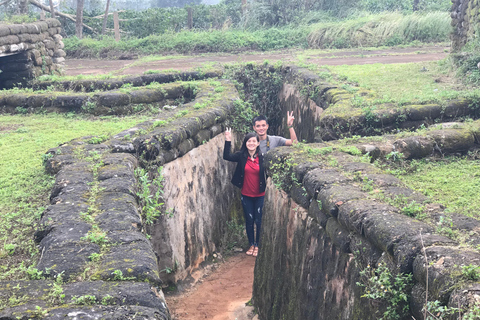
[239,132,260,158]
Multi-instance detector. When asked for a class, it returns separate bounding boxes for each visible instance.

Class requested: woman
[223,128,266,257]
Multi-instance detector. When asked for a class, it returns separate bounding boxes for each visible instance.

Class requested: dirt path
[165,254,257,320]
[64,45,448,76]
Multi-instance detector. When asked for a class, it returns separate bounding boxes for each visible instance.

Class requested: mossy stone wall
[253,125,480,319]
[451,0,477,51]
[0,18,64,89]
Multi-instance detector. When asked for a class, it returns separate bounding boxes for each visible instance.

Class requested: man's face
[253,120,268,137]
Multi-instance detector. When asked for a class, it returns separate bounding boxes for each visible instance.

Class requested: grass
[398,157,480,218]
[0,113,150,280]
[63,27,312,58]
[62,12,451,58]
[326,61,474,104]
[307,12,451,49]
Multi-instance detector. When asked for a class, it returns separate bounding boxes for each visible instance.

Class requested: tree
[18,0,28,14]
[154,0,201,8]
[102,0,111,34]
[76,0,84,38]
[48,0,55,17]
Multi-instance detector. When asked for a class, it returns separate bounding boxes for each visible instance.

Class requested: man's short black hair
[253,115,268,126]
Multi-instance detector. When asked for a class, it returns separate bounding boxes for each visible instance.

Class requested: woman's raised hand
[225,127,232,141]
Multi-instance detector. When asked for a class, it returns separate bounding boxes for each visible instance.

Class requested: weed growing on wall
[357,262,413,320]
[227,99,257,134]
[224,62,287,134]
[135,166,170,225]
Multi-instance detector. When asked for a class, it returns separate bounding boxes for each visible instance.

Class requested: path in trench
[165,253,257,320]
[62,46,448,319]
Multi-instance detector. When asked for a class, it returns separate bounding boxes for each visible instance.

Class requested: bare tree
[102,0,111,35]
[48,0,55,17]
[76,0,84,38]
[18,0,28,14]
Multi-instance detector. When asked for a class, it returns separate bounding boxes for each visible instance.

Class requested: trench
[3,59,480,319]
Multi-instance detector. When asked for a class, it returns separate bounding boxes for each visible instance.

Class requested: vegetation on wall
[224,62,287,134]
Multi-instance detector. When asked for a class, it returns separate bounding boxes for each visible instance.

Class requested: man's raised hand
[287,111,295,127]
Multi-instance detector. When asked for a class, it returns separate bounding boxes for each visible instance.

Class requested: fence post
[114,11,120,41]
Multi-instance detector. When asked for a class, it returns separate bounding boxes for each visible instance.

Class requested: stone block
[95,92,131,107]
[36,223,100,279]
[97,238,161,285]
[9,43,27,52]
[129,89,163,104]
[7,24,23,35]
[0,25,10,37]
[46,18,61,28]
[17,33,32,42]
[51,95,88,111]
[413,246,480,303]
[393,136,435,159]
[53,57,65,64]
[43,38,55,49]
[26,24,41,34]
[96,193,141,232]
[4,94,29,107]
[42,55,52,65]
[47,27,58,36]
[427,128,475,153]
[0,35,19,46]
[30,33,40,43]
[38,32,48,41]
[53,34,63,42]
[37,21,49,32]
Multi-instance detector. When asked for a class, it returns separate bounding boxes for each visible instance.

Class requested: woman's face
[246,137,259,152]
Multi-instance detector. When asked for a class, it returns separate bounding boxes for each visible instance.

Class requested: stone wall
[253,122,480,319]
[0,79,239,319]
[277,66,480,142]
[451,0,471,51]
[0,18,64,89]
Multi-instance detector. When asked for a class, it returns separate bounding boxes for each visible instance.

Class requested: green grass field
[0,113,150,280]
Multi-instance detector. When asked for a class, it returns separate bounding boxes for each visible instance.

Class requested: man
[253,111,297,155]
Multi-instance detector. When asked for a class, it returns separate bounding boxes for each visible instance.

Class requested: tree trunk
[18,0,28,14]
[102,0,111,35]
[76,0,84,38]
[48,0,55,17]
[413,0,419,11]
[187,7,193,30]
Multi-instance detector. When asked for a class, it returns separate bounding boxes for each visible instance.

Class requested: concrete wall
[0,18,64,89]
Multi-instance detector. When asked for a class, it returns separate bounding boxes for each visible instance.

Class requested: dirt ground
[62,45,449,320]
[64,45,448,76]
[165,253,257,320]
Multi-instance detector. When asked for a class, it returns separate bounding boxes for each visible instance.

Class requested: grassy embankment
[326,62,480,220]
